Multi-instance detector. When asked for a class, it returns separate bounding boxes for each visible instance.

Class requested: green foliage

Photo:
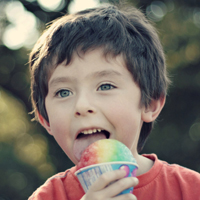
[0,89,57,199]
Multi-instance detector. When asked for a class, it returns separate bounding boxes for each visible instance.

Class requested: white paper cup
[75,161,138,195]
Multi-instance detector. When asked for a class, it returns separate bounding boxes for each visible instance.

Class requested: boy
[28,3,200,200]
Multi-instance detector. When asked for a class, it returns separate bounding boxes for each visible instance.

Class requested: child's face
[44,49,149,165]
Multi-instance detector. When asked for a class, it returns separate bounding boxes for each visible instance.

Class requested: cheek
[47,105,69,126]
[106,101,141,128]
[49,118,72,154]
[105,100,142,147]
[48,113,70,141]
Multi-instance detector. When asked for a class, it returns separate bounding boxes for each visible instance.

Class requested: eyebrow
[49,77,76,87]
[90,70,122,79]
[49,69,122,87]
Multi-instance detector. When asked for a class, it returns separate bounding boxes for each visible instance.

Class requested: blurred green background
[0,0,200,199]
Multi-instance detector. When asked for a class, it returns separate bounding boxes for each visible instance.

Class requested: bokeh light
[193,9,200,28]
[146,1,168,22]
[185,43,200,62]
[2,1,39,50]
[189,123,200,141]
[0,0,200,199]
[8,172,28,191]
[37,0,66,12]
[0,89,55,178]
[69,0,99,13]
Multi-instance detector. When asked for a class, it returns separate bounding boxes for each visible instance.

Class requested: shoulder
[38,167,72,188]
[141,153,200,188]
[160,158,200,199]
[28,166,83,200]
[144,153,200,179]
[161,160,200,183]
[135,154,200,199]
[149,154,200,181]
[152,153,200,193]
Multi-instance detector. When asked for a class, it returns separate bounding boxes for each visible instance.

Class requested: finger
[89,169,127,192]
[103,176,138,197]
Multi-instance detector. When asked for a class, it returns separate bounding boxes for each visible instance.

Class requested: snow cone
[75,139,138,195]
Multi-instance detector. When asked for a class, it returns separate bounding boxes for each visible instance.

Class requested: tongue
[73,133,106,161]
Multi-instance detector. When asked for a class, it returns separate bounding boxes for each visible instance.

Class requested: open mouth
[76,129,110,139]
[74,128,110,161]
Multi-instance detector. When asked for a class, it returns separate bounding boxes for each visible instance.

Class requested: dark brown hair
[29,3,170,152]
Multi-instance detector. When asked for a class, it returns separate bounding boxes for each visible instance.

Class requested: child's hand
[81,169,138,200]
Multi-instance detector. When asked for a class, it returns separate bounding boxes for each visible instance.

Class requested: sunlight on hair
[2,1,39,50]
[69,0,100,13]
[37,0,66,12]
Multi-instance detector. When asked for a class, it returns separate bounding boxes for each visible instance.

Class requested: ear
[37,111,53,135]
[142,96,165,123]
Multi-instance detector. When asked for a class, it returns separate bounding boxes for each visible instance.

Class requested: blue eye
[98,84,115,91]
[56,89,72,98]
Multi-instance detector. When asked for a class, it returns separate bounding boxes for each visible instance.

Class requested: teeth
[81,128,103,135]
[88,130,93,134]
[93,129,97,133]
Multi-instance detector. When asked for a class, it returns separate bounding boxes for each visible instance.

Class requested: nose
[75,109,94,116]
[74,93,96,117]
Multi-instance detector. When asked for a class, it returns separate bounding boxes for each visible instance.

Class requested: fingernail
[133,177,139,184]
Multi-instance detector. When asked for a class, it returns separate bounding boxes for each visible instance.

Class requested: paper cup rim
[75,161,138,176]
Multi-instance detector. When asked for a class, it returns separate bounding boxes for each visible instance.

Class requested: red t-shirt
[28,154,200,200]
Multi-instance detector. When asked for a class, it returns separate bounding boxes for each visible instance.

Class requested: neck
[134,153,154,176]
